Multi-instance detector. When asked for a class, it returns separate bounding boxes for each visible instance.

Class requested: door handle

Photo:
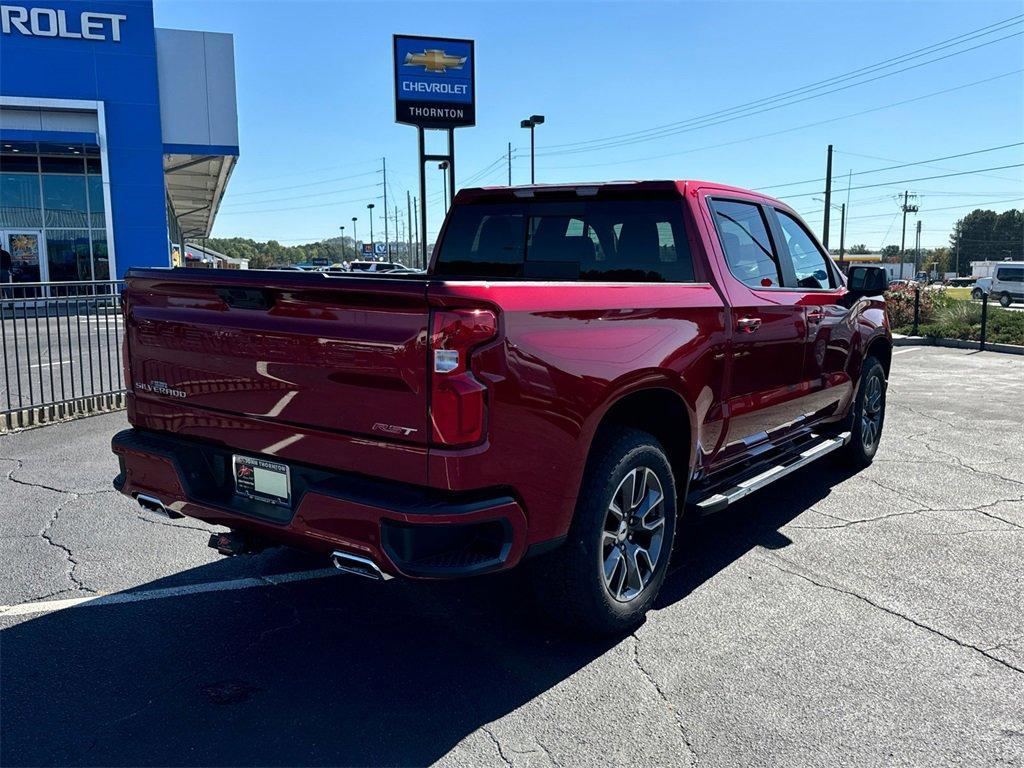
[736,317,761,333]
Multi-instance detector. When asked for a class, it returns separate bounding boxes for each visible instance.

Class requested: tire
[999,293,1012,308]
[528,427,678,636]
[972,288,983,301]
[840,356,887,466]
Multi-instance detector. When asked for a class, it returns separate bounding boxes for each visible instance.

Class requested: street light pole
[439,161,450,210]
[339,225,346,260]
[520,114,544,184]
[367,203,375,256]
[352,217,358,252]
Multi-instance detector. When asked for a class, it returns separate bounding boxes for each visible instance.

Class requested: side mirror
[846,265,888,298]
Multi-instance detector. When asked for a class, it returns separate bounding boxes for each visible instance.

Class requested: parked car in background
[112,180,892,634]
[972,277,993,300]
[989,263,1024,307]
[889,278,918,289]
[348,260,405,273]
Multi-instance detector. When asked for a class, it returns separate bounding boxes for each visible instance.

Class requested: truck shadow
[0,462,857,767]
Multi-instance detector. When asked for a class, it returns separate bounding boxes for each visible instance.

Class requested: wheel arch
[865,334,893,377]
[584,386,694,509]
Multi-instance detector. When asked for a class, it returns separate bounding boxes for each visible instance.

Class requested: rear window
[433,199,694,282]
[996,267,1023,282]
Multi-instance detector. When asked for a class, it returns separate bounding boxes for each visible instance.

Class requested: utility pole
[413,196,420,268]
[900,190,919,269]
[507,141,512,185]
[822,144,833,250]
[955,223,962,275]
[382,157,389,261]
[838,202,846,266]
[915,219,922,276]
[407,191,413,266]
[394,205,400,265]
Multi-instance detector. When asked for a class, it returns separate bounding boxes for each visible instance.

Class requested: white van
[988,263,1024,307]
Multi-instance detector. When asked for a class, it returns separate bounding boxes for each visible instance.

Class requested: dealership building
[0,0,238,283]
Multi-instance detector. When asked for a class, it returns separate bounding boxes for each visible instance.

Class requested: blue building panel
[1,0,237,278]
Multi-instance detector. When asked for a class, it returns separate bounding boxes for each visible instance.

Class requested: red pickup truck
[112,180,891,633]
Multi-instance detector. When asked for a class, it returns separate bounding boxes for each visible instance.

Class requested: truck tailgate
[124,270,431,448]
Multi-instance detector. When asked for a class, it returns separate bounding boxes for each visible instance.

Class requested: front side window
[710,199,781,288]
[776,210,834,289]
[996,267,1023,283]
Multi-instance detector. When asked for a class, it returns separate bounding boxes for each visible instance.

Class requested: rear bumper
[111,428,528,579]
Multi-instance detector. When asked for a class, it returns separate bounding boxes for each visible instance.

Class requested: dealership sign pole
[394,34,475,268]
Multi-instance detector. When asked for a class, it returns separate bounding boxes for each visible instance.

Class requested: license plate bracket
[233,455,291,507]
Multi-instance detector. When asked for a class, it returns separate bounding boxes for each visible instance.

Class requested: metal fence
[1,280,126,431]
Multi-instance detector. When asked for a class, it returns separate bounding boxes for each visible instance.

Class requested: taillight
[430,308,497,446]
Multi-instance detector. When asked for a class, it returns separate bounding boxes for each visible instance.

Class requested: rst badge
[372,423,418,437]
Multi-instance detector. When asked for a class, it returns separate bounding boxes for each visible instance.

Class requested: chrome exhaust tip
[135,493,183,520]
[330,550,393,581]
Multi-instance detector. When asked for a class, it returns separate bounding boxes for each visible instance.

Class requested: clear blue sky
[154,0,1024,250]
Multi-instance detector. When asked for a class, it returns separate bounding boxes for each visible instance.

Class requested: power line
[777,164,1024,199]
[835,148,1022,183]
[228,157,378,187]
[216,193,385,216]
[805,196,1024,221]
[537,23,1024,157]
[541,15,1023,153]
[221,182,382,208]
[753,142,1024,191]
[537,69,1023,171]
[225,169,380,198]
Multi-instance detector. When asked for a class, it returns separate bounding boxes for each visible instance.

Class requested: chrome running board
[690,432,851,515]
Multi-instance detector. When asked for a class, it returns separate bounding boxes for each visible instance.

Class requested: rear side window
[434,199,694,282]
[996,267,1023,282]
[710,199,781,288]
[775,209,835,289]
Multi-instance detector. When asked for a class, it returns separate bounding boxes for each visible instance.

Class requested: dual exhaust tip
[135,493,184,520]
[137,493,390,580]
[331,550,393,581]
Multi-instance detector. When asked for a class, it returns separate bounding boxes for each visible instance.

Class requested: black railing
[1,280,126,431]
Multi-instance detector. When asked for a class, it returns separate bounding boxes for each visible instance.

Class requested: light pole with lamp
[351,217,358,256]
[520,114,544,184]
[367,203,375,259]
[439,161,450,210]
[338,225,346,261]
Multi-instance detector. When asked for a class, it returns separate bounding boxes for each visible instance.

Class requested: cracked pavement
[1,345,1022,767]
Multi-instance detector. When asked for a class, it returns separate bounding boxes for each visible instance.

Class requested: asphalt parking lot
[1,345,1022,767]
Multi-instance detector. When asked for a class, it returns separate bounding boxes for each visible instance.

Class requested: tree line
[199,207,1021,274]
[199,236,355,270]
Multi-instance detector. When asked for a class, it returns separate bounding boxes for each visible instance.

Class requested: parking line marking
[893,347,921,355]
[0,567,340,619]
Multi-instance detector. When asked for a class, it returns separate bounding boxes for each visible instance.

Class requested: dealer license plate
[233,455,291,507]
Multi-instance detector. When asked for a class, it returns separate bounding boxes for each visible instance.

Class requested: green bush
[883,284,952,327]
[908,305,1024,345]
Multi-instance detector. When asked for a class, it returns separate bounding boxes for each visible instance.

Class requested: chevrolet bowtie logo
[404,49,466,73]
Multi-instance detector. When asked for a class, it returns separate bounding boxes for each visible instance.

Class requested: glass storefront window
[91,229,109,280]
[45,229,92,281]
[87,174,105,228]
[43,174,89,228]
[2,142,110,282]
[0,172,43,227]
